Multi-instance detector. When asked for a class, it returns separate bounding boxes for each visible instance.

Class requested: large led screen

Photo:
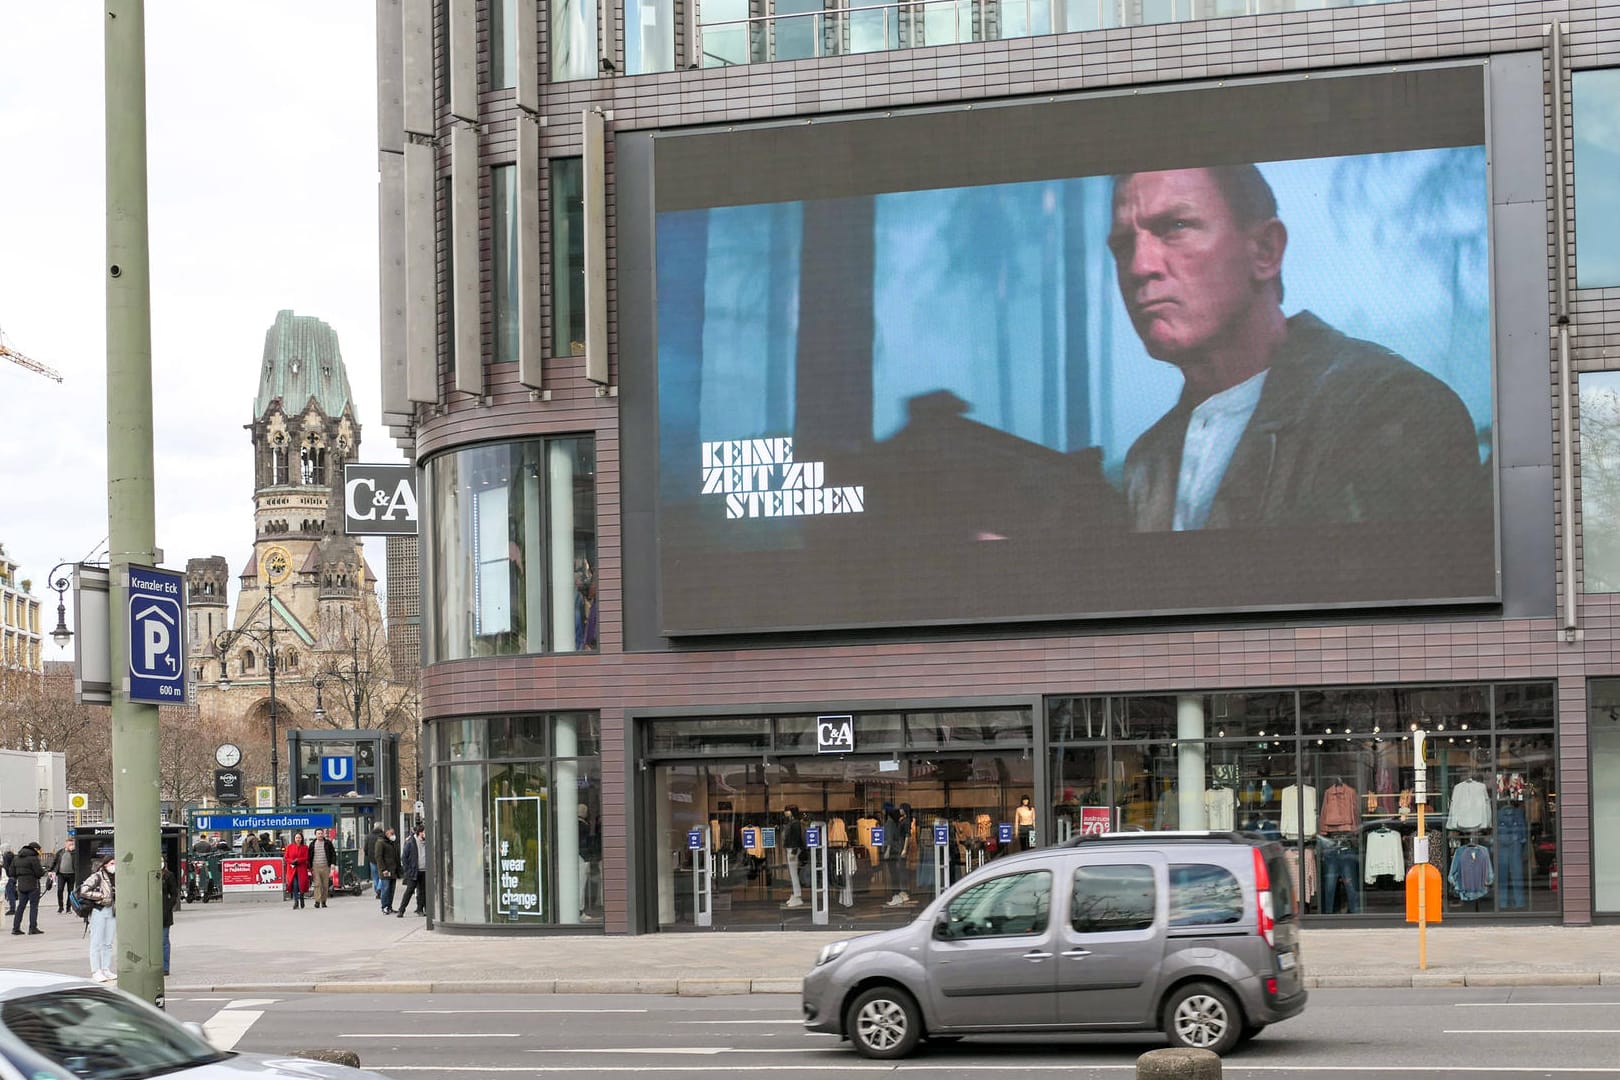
[651,69,1496,634]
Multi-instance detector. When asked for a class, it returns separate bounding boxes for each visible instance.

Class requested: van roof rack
[1058,830,1264,848]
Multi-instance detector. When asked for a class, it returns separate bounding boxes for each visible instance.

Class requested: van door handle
[1061,949,1091,958]
[1023,950,1053,961]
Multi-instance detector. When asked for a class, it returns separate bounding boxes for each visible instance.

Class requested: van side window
[1168,863,1243,927]
[1071,864,1156,933]
[939,871,1052,939]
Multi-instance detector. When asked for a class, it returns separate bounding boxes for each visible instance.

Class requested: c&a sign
[343,463,418,536]
[816,714,854,754]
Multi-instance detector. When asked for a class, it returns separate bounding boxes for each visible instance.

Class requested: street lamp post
[349,634,366,730]
[46,562,76,650]
[214,579,281,806]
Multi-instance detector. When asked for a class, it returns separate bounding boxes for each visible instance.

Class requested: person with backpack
[77,853,116,983]
[9,843,43,936]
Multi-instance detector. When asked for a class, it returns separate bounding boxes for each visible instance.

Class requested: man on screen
[1108,165,1488,533]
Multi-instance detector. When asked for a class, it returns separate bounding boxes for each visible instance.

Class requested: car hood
[174,1053,392,1079]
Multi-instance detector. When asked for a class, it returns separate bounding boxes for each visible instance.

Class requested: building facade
[376,0,1620,932]
[0,544,42,674]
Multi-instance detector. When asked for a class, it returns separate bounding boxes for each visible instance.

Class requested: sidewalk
[4,895,1616,994]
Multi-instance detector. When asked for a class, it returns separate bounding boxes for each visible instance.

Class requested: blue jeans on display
[1319,838,1360,914]
[1498,840,1527,909]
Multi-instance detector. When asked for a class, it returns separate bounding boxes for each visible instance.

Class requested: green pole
[106,0,163,1005]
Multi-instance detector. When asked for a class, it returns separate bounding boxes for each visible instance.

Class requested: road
[165,987,1620,1077]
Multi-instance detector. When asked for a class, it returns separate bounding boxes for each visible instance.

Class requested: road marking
[1455,1002,1620,1007]
[201,1009,263,1051]
[532,1048,827,1056]
[224,998,279,1009]
[673,1020,804,1025]
[404,1009,648,1015]
[1445,1028,1620,1034]
[341,1033,522,1039]
[371,1068,1620,1075]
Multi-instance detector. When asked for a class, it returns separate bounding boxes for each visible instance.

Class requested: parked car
[0,969,388,1078]
[802,831,1307,1058]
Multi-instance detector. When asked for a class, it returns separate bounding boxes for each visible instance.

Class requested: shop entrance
[649,745,1035,931]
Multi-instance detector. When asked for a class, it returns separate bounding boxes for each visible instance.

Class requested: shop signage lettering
[699,438,866,520]
[192,813,334,831]
[1079,806,1112,836]
[343,463,419,536]
[498,839,540,914]
[816,714,854,754]
[221,857,285,893]
[495,796,544,918]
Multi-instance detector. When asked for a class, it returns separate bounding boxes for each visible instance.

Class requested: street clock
[260,545,293,586]
[215,743,242,769]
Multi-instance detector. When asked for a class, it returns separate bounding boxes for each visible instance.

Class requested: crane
[0,328,63,383]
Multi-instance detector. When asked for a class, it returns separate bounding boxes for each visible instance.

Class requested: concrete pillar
[1137,1048,1221,1079]
[1177,696,1207,829]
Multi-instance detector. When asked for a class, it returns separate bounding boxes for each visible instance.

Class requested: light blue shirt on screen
[1172,370,1269,532]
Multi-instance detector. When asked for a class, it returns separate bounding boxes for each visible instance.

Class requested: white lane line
[371,1067,1620,1075]
[1455,1002,1620,1007]
[403,1009,648,1015]
[341,1033,522,1039]
[201,1009,263,1051]
[224,998,279,1010]
[1445,1028,1620,1034]
[673,1020,804,1025]
[529,1048,827,1056]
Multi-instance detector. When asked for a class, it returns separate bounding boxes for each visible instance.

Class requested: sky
[0,4,401,651]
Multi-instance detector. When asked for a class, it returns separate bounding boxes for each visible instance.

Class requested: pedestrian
[308,829,336,909]
[78,853,116,982]
[243,832,260,855]
[375,827,400,914]
[283,832,310,909]
[10,842,44,936]
[159,856,178,976]
[365,825,384,897]
[395,824,427,917]
[50,838,75,914]
[2,844,15,915]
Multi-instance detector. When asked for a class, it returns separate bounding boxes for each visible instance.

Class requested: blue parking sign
[127,566,186,705]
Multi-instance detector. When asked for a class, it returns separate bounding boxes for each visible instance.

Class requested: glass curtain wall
[491,165,519,364]
[1589,679,1620,912]
[1048,683,1557,919]
[647,708,1034,931]
[433,713,603,926]
[422,436,598,661]
[551,159,586,357]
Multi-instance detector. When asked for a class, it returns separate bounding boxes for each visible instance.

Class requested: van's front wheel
[846,986,923,1059]
[1162,982,1243,1056]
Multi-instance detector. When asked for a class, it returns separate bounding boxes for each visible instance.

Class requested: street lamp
[312,675,327,724]
[213,578,281,806]
[348,634,367,730]
[46,562,75,649]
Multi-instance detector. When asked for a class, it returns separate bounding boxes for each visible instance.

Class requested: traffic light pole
[106,0,164,1005]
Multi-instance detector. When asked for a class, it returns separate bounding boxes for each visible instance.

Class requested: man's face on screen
[1109,169,1265,365]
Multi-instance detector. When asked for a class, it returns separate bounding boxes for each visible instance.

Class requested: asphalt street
[160,987,1620,1077]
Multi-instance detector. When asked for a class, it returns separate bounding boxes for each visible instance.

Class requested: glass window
[854,712,905,750]
[1168,864,1243,927]
[907,709,1032,747]
[551,0,597,81]
[647,717,770,755]
[423,436,598,661]
[1072,863,1156,933]
[490,716,546,758]
[442,762,488,921]
[625,0,673,74]
[938,871,1051,939]
[1574,69,1620,289]
[550,158,585,357]
[554,712,601,759]
[1496,683,1556,730]
[491,165,519,364]
[3,989,228,1076]
[1581,371,1620,591]
[490,0,518,88]
[491,761,548,921]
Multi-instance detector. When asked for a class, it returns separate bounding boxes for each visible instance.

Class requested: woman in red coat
[283,832,311,909]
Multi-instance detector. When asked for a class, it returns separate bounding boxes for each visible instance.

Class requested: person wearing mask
[365,825,385,898]
[308,829,337,909]
[78,854,117,982]
[10,843,44,936]
[375,828,401,914]
[50,838,74,915]
[160,857,178,976]
[283,832,311,910]
[395,825,427,917]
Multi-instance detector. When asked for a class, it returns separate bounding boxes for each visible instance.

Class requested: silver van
[801,831,1305,1058]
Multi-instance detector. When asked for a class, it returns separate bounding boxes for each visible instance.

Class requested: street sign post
[126,566,185,705]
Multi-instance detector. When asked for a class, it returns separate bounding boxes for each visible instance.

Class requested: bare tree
[0,662,113,808]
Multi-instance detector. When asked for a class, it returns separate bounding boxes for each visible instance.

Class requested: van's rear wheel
[846,986,923,1059]
[1162,982,1243,1056]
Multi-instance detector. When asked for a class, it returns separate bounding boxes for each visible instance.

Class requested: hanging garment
[857,817,880,864]
[1205,787,1236,831]
[1446,779,1492,831]
[1496,804,1530,910]
[1279,784,1318,839]
[1447,843,1494,902]
[1284,846,1317,912]
[827,817,849,847]
[1155,786,1181,830]
[1364,829,1406,883]
[1319,783,1360,833]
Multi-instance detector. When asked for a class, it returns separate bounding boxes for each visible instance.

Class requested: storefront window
[1590,679,1620,912]
[1579,371,1620,592]
[1574,69,1620,289]
[432,713,604,927]
[423,436,598,661]
[1047,683,1557,921]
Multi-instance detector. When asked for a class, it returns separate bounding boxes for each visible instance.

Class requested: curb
[164,972,1618,995]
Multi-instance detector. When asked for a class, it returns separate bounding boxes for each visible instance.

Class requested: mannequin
[782,806,806,908]
[1015,796,1037,850]
[882,803,912,907]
